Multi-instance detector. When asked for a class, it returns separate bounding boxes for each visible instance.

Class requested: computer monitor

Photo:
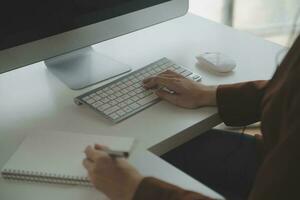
[0,0,188,90]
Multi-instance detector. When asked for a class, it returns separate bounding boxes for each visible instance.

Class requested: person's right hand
[143,70,217,109]
[83,144,143,200]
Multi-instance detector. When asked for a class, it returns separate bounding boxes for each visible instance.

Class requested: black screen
[0,0,170,50]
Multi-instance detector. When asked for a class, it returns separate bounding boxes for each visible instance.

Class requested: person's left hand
[83,144,143,200]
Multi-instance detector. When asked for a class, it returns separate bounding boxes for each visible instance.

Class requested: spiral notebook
[1,131,135,186]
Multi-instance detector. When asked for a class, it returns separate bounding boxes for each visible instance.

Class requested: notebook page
[1,131,135,179]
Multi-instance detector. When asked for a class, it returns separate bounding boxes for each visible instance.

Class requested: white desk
[0,13,281,200]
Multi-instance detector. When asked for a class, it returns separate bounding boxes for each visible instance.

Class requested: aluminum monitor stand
[45,47,131,90]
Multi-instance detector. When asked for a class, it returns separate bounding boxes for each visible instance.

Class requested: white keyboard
[74,58,202,123]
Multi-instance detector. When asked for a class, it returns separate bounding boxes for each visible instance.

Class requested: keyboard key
[82,96,91,101]
[118,102,127,108]
[94,96,101,101]
[135,88,144,93]
[119,84,127,89]
[137,93,146,99]
[125,81,134,86]
[98,104,110,111]
[144,72,151,78]
[173,64,181,69]
[116,81,123,86]
[137,76,145,81]
[110,83,117,88]
[103,87,109,92]
[154,67,161,73]
[106,90,114,95]
[92,101,103,108]
[160,64,169,70]
[133,83,141,88]
[127,86,135,91]
[123,106,133,113]
[149,70,157,75]
[158,59,167,65]
[143,90,153,96]
[162,62,171,67]
[182,70,192,77]
[99,93,108,98]
[86,99,96,104]
[104,106,120,115]
[131,96,139,102]
[108,95,117,100]
[135,72,142,76]
[125,99,134,105]
[129,103,140,110]
[117,110,126,116]
[96,90,103,95]
[102,98,110,103]
[112,87,120,92]
[131,77,140,83]
[137,94,158,105]
[122,94,130,100]
[109,100,118,106]
[167,66,176,71]
[128,91,136,96]
[109,113,119,120]
[121,89,129,94]
[176,68,186,74]
[116,97,123,103]
[115,92,123,97]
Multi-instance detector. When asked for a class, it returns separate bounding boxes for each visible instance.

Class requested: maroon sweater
[133,35,300,200]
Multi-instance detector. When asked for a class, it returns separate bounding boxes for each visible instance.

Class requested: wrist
[124,174,144,200]
[207,85,218,106]
[197,85,218,107]
[206,86,218,106]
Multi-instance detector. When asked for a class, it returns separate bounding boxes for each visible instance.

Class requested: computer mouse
[196,52,236,73]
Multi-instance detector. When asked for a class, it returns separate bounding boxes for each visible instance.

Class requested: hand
[143,70,217,108]
[83,144,143,200]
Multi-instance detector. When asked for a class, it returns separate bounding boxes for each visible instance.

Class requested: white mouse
[196,52,236,73]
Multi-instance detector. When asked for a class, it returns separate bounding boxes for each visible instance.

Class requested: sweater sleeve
[133,177,216,200]
[216,81,268,127]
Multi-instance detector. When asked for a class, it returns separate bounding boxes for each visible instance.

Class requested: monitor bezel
[0,0,188,74]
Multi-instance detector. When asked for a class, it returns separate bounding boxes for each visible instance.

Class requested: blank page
[1,131,135,179]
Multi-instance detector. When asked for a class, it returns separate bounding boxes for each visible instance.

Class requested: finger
[85,145,103,161]
[83,158,94,171]
[143,76,178,90]
[143,70,182,84]
[86,145,113,164]
[143,71,180,83]
[143,77,152,84]
[156,89,179,105]
[143,71,180,86]
[156,73,179,79]
[143,75,172,87]
[160,70,183,78]
[94,145,113,159]
[94,144,106,150]
[143,76,163,88]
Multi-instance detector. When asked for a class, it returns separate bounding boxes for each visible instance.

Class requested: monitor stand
[45,47,132,90]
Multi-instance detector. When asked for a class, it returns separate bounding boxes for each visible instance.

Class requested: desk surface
[0,13,281,200]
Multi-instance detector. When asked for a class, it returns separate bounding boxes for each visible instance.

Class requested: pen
[103,148,129,158]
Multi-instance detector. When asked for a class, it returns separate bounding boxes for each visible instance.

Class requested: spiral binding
[1,168,91,186]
